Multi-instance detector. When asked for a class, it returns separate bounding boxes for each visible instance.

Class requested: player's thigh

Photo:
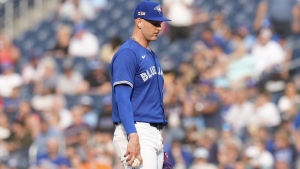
[139,147,159,169]
[157,149,164,169]
[113,125,128,164]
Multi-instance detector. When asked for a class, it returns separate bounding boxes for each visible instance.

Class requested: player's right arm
[115,85,143,166]
[111,49,143,166]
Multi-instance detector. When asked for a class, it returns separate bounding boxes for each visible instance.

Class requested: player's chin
[150,35,159,41]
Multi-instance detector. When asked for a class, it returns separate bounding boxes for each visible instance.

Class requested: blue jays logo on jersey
[154,5,162,15]
[140,66,163,82]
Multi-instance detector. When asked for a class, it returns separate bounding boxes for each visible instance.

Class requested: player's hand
[124,133,143,166]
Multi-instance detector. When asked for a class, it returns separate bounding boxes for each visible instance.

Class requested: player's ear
[136,18,142,29]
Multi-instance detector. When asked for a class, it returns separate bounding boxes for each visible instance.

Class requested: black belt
[116,122,165,130]
[149,123,164,130]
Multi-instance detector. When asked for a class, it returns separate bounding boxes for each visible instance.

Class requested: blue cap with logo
[133,0,171,22]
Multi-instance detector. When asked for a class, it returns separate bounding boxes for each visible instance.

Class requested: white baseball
[131,158,140,168]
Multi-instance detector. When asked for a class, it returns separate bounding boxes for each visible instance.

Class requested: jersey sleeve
[111,49,137,88]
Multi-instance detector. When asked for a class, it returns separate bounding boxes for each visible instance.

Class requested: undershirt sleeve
[115,84,137,135]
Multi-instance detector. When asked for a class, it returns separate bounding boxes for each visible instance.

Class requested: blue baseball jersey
[110,39,167,125]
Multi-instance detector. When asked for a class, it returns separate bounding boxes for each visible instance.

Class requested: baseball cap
[133,0,171,22]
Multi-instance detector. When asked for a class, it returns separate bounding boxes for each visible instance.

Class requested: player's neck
[131,33,150,50]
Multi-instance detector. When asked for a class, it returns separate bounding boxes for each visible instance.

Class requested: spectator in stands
[235,23,256,50]
[218,124,243,153]
[86,0,108,11]
[165,139,194,168]
[163,0,195,42]
[58,0,97,23]
[278,81,300,121]
[81,147,112,169]
[275,160,290,169]
[70,129,91,163]
[0,113,10,162]
[68,153,83,169]
[22,114,40,143]
[21,51,41,85]
[194,129,219,164]
[37,56,59,91]
[277,34,293,79]
[36,137,71,168]
[3,86,22,121]
[182,89,206,131]
[33,117,64,157]
[292,129,300,167]
[226,43,255,88]
[15,100,39,138]
[244,139,275,169]
[194,78,222,129]
[248,92,281,128]
[56,60,84,95]
[68,24,99,58]
[0,63,22,98]
[80,147,112,169]
[251,28,286,84]
[163,0,209,42]
[99,35,123,65]
[0,111,10,138]
[5,120,32,168]
[213,78,233,119]
[254,0,300,40]
[97,95,114,134]
[64,106,90,146]
[93,131,116,167]
[50,24,72,58]
[189,147,217,169]
[48,95,72,130]
[82,60,111,95]
[177,61,198,87]
[0,34,20,66]
[246,79,259,102]
[31,84,57,113]
[93,130,115,161]
[197,27,227,51]
[163,73,187,142]
[224,89,254,136]
[78,96,98,130]
[272,129,298,169]
[210,12,232,49]
[217,144,239,169]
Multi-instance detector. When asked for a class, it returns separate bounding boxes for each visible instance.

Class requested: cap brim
[144,17,171,22]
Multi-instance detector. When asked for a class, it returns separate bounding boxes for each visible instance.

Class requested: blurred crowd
[0,0,300,169]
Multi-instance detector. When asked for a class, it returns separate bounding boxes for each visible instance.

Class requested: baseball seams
[131,158,141,168]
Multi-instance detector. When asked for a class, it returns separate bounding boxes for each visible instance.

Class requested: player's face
[141,19,162,41]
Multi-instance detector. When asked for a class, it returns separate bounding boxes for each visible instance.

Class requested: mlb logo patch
[138,11,146,16]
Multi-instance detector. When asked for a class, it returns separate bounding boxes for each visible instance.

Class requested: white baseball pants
[113,122,164,169]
